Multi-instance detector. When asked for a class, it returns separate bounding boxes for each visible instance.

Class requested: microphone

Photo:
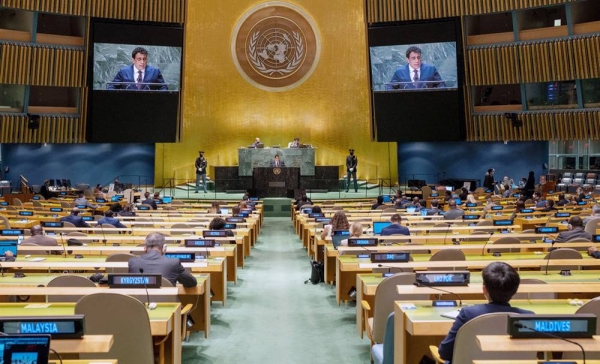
[442,224,451,245]
[138,268,157,310]
[0,262,3,277]
[480,231,495,256]
[377,263,403,274]
[99,222,107,245]
[513,321,586,363]
[544,240,557,275]
[60,233,67,258]
[416,283,463,307]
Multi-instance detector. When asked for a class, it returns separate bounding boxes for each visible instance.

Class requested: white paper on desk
[24,304,51,309]
[399,303,417,310]
[441,309,461,319]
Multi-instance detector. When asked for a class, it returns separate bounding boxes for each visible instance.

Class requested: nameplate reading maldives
[508,313,596,338]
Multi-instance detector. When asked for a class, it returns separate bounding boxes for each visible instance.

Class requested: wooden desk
[19,244,239,285]
[336,253,600,305]
[52,361,118,364]
[477,334,600,352]
[393,300,580,364]
[356,271,600,338]
[1,302,181,364]
[0,273,212,337]
[51,335,113,353]
[1,257,228,306]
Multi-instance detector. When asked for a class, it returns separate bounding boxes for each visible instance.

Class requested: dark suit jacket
[438,302,533,362]
[60,214,90,228]
[108,65,167,90]
[128,250,197,287]
[21,235,58,246]
[380,223,410,236]
[387,63,445,90]
[555,227,592,242]
[270,159,285,167]
[142,198,157,210]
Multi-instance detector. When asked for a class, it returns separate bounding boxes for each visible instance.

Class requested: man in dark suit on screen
[128,232,197,287]
[108,47,167,90]
[386,46,445,90]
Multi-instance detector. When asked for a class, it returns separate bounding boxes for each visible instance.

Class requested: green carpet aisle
[182,217,371,363]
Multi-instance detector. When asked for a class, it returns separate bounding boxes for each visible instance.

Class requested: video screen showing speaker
[86,19,184,143]
[368,18,465,142]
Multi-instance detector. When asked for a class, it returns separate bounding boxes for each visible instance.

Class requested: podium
[253,167,299,197]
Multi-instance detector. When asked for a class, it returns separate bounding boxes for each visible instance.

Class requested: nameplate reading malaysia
[107,273,161,288]
[0,315,85,339]
[414,271,470,287]
[508,313,597,338]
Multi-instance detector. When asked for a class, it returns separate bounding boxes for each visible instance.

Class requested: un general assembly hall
[2,0,600,363]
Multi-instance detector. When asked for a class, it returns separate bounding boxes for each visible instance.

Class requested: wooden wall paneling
[590,111,600,140]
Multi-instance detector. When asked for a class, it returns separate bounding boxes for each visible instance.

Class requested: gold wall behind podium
[154,0,397,186]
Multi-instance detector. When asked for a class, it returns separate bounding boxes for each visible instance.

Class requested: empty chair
[381,208,397,213]
[557,177,572,191]
[513,278,556,300]
[170,223,193,235]
[60,201,73,209]
[562,296,600,359]
[574,172,585,179]
[461,230,490,243]
[12,198,22,206]
[543,248,583,271]
[46,275,96,302]
[361,273,427,345]
[105,253,136,273]
[585,219,600,237]
[32,200,43,208]
[429,313,536,363]
[488,236,521,253]
[75,293,154,364]
[371,313,394,364]
[0,215,10,229]
[61,221,76,228]
[428,249,466,271]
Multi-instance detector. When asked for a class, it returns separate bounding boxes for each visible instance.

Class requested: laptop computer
[373,221,391,235]
[0,240,18,260]
[331,230,350,249]
[0,334,51,363]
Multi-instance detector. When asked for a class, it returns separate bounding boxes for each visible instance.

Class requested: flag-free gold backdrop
[154,0,397,186]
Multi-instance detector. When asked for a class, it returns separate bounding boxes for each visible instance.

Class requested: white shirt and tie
[135,67,145,89]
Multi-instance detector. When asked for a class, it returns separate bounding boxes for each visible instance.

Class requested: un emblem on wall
[232,2,321,92]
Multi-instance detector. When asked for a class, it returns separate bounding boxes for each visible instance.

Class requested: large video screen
[368,18,465,142]
[370,42,457,91]
[92,43,181,91]
[86,20,183,143]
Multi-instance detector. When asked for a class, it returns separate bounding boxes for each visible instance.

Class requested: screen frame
[367,17,465,142]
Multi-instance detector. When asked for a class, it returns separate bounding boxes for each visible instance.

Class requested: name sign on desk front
[0,315,85,339]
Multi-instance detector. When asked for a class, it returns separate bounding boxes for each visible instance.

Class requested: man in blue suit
[386,46,445,90]
[60,207,90,228]
[108,47,167,90]
[380,214,410,236]
[437,262,533,363]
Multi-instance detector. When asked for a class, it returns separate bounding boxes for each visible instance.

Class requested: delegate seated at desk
[60,207,90,228]
[288,137,300,148]
[380,214,410,236]
[128,232,197,287]
[270,155,285,167]
[75,191,98,209]
[554,216,592,242]
[21,225,59,247]
[97,210,127,229]
[386,46,445,90]
[107,47,167,91]
[437,262,532,363]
